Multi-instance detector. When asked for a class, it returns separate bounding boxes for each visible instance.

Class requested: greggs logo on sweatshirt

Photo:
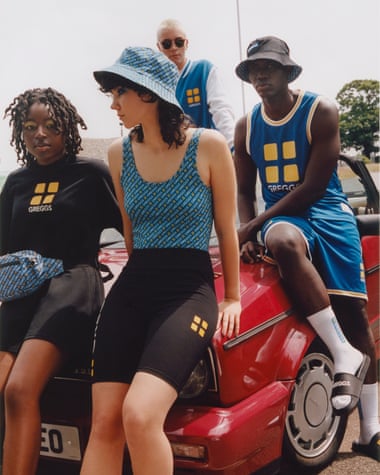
[28,182,59,212]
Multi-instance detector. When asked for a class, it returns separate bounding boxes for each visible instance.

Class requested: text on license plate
[40,423,81,461]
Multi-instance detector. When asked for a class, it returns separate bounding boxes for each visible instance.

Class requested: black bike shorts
[92,248,218,392]
[0,265,103,361]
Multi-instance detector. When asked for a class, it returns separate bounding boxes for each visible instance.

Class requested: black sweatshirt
[0,156,122,268]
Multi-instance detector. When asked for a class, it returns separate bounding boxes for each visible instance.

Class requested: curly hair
[98,74,191,147]
[3,87,87,166]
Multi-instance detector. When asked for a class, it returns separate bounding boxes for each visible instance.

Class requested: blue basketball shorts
[261,215,367,300]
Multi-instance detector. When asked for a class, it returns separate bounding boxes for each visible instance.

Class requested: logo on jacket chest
[28,182,59,212]
[186,88,202,106]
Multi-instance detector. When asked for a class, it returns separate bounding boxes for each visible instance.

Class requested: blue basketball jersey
[247,90,351,220]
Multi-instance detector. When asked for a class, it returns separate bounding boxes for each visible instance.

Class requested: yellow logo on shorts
[190,315,208,337]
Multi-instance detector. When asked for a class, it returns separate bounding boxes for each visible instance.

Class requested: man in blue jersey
[157,18,235,151]
[234,36,379,461]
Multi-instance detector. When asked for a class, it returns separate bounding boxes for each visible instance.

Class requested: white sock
[307,306,363,410]
[357,383,380,445]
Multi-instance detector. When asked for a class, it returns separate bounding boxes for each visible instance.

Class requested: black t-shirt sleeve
[92,160,123,233]
[0,174,16,255]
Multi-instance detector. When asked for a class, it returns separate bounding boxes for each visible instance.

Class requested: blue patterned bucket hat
[94,47,183,111]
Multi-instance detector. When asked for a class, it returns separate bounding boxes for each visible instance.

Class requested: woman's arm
[108,139,134,256]
[199,129,241,337]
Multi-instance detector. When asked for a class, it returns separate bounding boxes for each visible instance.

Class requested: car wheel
[282,340,348,471]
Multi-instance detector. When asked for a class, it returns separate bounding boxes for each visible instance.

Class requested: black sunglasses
[160,37,186,50]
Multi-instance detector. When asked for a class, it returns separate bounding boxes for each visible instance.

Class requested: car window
[338,165,368,214]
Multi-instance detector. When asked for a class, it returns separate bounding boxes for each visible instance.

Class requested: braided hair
[4,87,87,166]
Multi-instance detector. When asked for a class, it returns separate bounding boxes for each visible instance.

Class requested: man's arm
[234,115,258,224]
[206,66,235,150]
[302,96,341,201]
[234,116,265,260]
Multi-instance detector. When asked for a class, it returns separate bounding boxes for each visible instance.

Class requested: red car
[35,155,379,475]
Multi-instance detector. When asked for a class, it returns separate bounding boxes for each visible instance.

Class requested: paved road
[316,409,379,475]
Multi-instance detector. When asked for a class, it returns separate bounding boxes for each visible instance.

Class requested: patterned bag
[0,250,64,302]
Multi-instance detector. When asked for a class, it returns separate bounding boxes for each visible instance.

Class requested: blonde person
[157,18,235,152]
[80,47,241,475]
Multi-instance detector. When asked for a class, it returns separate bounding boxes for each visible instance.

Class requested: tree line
[336,79,379,161]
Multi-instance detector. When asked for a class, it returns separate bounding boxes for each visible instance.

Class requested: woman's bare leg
[80,382,128,475]
[123,372,177,475]
[0,352,15,394]
[2,340,63,475]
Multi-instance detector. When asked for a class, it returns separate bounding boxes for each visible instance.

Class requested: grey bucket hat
[94,46,183,112]
[235,36,302,83]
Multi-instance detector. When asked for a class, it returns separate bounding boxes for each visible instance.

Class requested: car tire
[282,339,348,471]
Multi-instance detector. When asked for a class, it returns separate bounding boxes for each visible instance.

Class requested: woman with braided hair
[0,87,122,474]
[5,88,87,167]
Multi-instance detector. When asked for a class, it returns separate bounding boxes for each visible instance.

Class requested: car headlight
[179,358,210,399]
[171,442,207,461]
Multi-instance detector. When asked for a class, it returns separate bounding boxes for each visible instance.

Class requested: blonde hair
[156,19,186,40]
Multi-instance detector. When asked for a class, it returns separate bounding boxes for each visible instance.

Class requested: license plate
[40,423,81,461]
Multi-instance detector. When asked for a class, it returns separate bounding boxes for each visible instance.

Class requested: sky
[0,0,379,170]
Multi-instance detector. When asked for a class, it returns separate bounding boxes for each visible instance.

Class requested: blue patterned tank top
[121,128,213,250]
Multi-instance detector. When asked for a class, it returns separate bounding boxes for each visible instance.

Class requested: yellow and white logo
[29,182,59,212]
[264,141,300,192]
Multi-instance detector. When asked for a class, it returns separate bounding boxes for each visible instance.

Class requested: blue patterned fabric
[121,129,213,251]
[94,47,183,112]
[0,250,64,302]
